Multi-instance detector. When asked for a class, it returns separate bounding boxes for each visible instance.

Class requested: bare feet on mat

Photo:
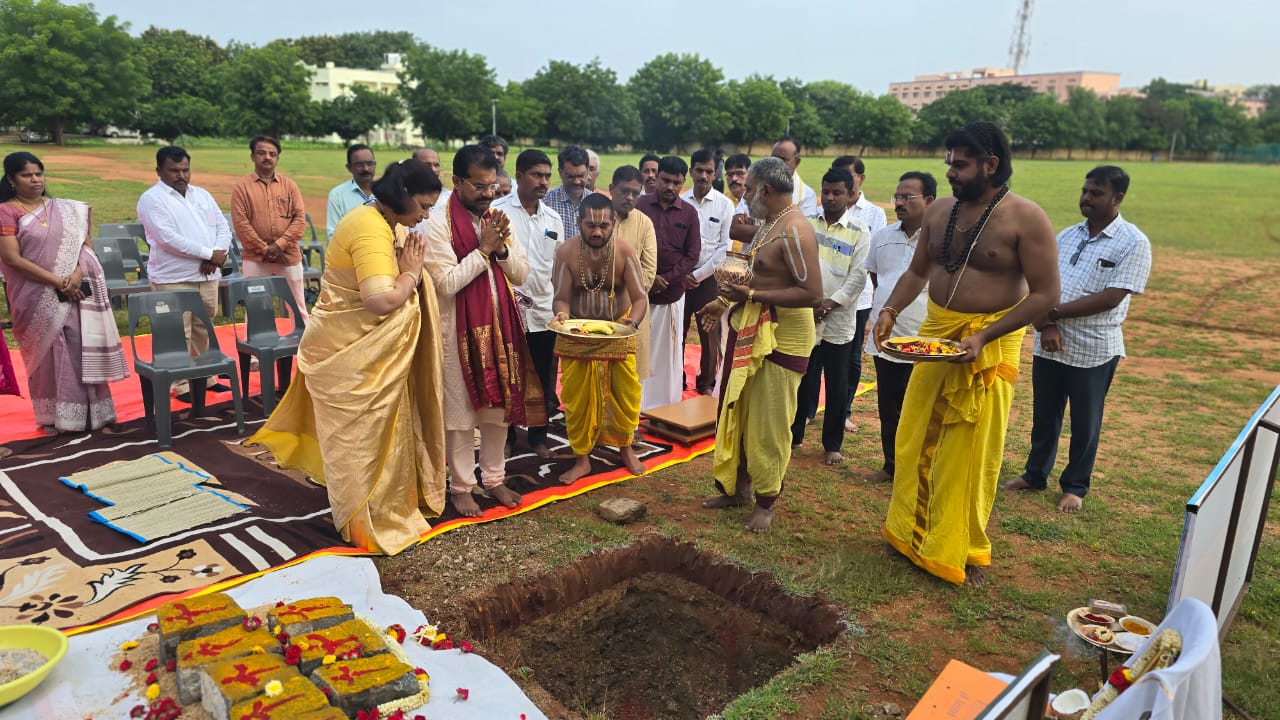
[863,469,892,483]
[844,419,858,433]
[823,451,843,465]
[620,445,646,476]
[450,492,483,518]
[1057,493,1084,513]
[1000,475,1038,492]
[746,506,774,533]
[489,483,522,508]
[558,456,592,485]
[531,444,552,460]
[964,565,987,588]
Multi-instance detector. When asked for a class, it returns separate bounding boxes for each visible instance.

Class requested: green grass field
[5,145,1280,717]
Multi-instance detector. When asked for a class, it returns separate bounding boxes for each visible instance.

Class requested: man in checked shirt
[1003,165,1152,513]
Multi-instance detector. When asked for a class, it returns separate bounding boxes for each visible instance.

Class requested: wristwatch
[1047,307,1061,324]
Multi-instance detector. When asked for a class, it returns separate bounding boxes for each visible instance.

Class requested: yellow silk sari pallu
[556,332,640,455]
[882,299,1023,585]
[251,260,447,555]
[713,303,813,501]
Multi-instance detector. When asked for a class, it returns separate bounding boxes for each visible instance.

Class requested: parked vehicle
[18,127,50,143]
[99,125,139,138]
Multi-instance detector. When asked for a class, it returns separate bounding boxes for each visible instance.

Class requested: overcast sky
[92,0,1277,92]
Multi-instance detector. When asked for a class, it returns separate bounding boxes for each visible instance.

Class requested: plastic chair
[92,237,148,307]
[227,276,305,416]
[98,222,148,278]
[127,290,245,449]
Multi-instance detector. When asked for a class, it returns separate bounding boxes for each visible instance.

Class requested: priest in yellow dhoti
[695,157,823,533]
[249,160,448,555]
[872,121,1060,585]
[551,193,650,485]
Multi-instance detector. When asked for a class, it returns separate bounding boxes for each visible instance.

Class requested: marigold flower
[145,683,160,701]
[120,641,139,651]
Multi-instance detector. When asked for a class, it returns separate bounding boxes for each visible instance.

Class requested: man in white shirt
[137,146,233,398]
[789,167,870,465]
[831,155,890,433]
[679,149,733,395]
[729,136,818,244]
[493,149,565,458]
[414,147,453,212]
[863,171,935,482]
[325,144,376,239]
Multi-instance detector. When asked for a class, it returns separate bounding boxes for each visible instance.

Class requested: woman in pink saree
[0,152,129,434]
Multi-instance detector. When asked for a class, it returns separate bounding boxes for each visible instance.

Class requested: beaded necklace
[939,185,1009,273]
[577,235,615,297]
[745,203,798,265]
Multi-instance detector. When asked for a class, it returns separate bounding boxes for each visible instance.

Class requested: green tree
[398,43,499,142]
[287,31,416,70]
[912,87,1000,146]
[862,95,914,150]
[1064,87,1107,155]
[0,0,146,144]
[724,75,792,154]
[1143,77,1191,102]
[136,97,221,142]
[778,78,833,150]
[316,84,404,145]
[218,42,314,139]
[134,27,227,140]
[1103,95,1146,151]
[495,81,545,143]
[1257,107,1280,143]
[1008,93,1071,157]
[523,59,637,147]
[628,53,733,151]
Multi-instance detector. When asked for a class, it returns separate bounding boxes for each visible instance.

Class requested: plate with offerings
[548,318,637,339]
[1066,607,1134,654]
[881,336,964,362]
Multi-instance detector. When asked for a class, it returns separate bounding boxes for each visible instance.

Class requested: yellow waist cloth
[558,350,641,456]
[713,303,813,499]
[248,263,447,555]
[882,299,1024,585]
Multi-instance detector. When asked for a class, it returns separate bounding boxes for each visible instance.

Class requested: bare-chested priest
[873,121,1060,587]
[696,157,822,532]
[551,193,650,485]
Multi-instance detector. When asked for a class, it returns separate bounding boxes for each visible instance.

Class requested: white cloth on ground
[3,555,548,720]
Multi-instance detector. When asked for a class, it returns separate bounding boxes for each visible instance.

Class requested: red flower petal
[165,659,176,672]
[145,671,158,684]
[146,622,159,633]
[144,658,158,672]
[456,687,469,701]
[460,640,473,653]
[119,659,132,671]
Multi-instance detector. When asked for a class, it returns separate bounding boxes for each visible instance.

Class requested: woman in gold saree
[251,159,447,555]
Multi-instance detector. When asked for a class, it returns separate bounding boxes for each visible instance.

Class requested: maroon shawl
[447,193,546,426]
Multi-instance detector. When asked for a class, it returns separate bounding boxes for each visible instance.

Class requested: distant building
[305,54,423,146]
[888,68,1121,111]
[1188,81,1267,119]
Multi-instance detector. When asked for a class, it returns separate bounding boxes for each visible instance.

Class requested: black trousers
[508,329,558,448]
[872,355,915,475]
[841,307,873,420]
[680,276,722,393]
[1023,355,1120,497]
[791,340,853,452]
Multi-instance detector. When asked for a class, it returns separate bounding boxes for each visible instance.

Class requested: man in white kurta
[422,146,534,518]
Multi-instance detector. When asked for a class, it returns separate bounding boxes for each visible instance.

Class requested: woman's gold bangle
[399,271,420,285]
[717,295,732,307]
[880,306,899,320]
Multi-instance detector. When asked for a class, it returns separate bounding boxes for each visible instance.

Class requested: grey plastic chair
[92,237,148,307]
[227,276,305,416]
[98,222,148,278]
[127,290,245,449]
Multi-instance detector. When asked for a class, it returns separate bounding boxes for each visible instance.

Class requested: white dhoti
[641,297,685,411]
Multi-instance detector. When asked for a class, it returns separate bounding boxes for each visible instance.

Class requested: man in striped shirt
[1003,165,1152,513]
